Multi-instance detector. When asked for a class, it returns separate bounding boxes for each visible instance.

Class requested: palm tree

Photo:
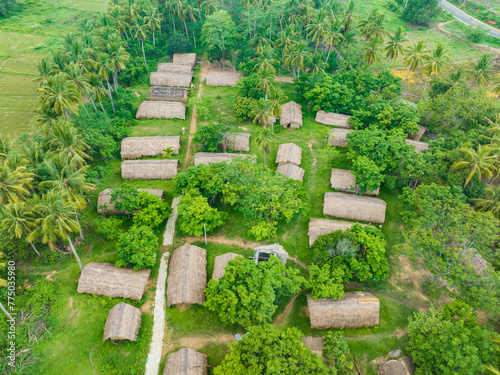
[306,8,329,53]
[45,119,91,166]
[309,52,327,73]
[104,35,130,91]
[34,57,55,88]
[384,26,407,69]
[63,62,95,111]
[87,72,110,116]
[493,78,500,101]
[133,17,150,69]
[252,99,275,130]
[257,67,276,101]
[144,7,162,46]
[94,52,116,112]
[0,138,12,159]
[452,145,496,187]
[254,126,276,165]
[422,44,448,98]
[275,25,299,68]
[359,9,389,42]
[448,66,465,87]
[324,18,344,64]
[285,40,312,78]
[200,0,218,16]
[342,0,356,32]
[249,33,272,54]
[362,38,381,65]
[254,47,278,73]
[39,74,83,119]
[0,160,34,205]
[472,185,500,219]
[402,40,428,88]
[468,53,494,87]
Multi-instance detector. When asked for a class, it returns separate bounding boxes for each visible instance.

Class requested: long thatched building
[330,168,380,195]
[308,218,369,247]
[323,192,387,224]
[328,128,352,148]
[276,163,305,182]
[173,53,197,67]
[163,348,207,375]
[97,188,164,215]
[194,152,252,166]
[225,133,251,152]
[206,71,243,87]
[405,139,430,153]
[103,302,142,342]
[147,87,190,102]
[121,160,178,180]
[280,101,303,129]
[275,143,302,166]
[212,253,242,281]
[150,72,193,87]
[157,63,193,74]
[77,263,151,301]
[121,136,181,159]
[307,292,380,329]
[136,101,186,120]
[166,243,207,308]
[315,110,352,129]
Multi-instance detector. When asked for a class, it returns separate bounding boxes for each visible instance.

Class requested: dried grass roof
[103,302,142,342]
[307,292,380,329]
[150,72,193,87]
[212,253,242,281]
[136,101,186,120]
[410,125,427,141]
[97,188,164,215]
[308,218,370,247]
[330,168,379,196]
[148,87,190,102]
[194,152,253,166]
[167,243,207,307]
[378,357,415,375]
[315,110,352,129]
[276,163,305,182]
[254,243,288,265]
[461,249,489,274]
[275,143,302,166]
[280,101,303,128]
[163,348,207,375]
[157,63,193,74]
[328,128,352,147]
[173,53,197,66]
[121,136,181,159]
[225,133,250,152]
[323,192,387,224]
[77,262,151,301]
[121,160,178,180]
[301,337,324,357]
[405,139,429,153]
[206,71,243,87]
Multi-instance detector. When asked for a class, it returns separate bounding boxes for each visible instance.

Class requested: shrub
[466,26,487,43]
[116,225,158,270]
[233,96,258,121]
[93,217,124,241]
[132,192,171,228]
[167,33,193,55]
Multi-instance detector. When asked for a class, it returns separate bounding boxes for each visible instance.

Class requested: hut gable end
[103,302,142,342]
[163,348,208,375]
[276,163,305,182]
[150,72,193,87]
[328,128,352,148]
[280,101,303,129]
[275,143,302,166]
[225,133,251,152]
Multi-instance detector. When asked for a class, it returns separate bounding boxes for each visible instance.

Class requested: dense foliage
[116,225,158,271]
[323,332,355,375]
[0,0,16,18]
[395,0,439,26]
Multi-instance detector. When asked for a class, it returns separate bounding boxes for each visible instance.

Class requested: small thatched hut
[97,188,164,215]
[330,168,380,196]
[121,136,181,159]
[157,63,193,74]
[163,348,207,375]
[315,110,352,129]
[103,302,142,342]
[405,139,429,153]
[166,243,207,308]
[323,192,387,224]
[280,101,303,129]
[378,357,415,375]
[328,128,352,147]
[461,249,489,274]
[206,71,243,87]
[253,243,288,265]
[212,253,242,280]
[121,160,178,180]
[308,218,369,246]
[276,163,305,182]
[147,87,190,102]
[136,101,186,120]
[275,143,302,166]
[225,133,250,152]
[194,152,252,166]
[409,125,427,141]
[150,72,193,87]
[307,292,380,329]
[77,263,151,301]
[172,53,197,67]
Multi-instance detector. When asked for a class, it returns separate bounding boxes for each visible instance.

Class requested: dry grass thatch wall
[328,128,352,148]
[323,192,387,224]
[148,87,190,102]
[163,348,207,375]
[225,133,250,152]
[103,302,142,342]
[276,163,305,182]
[194,152,252,166]
[136,101,186,120]
[121,160,178,180]
[173,53,197,66]
[150,72,193,87]
[97,188,164,215]
[330,168,380,196]
[121,136,181,159]
[280,101,303,129]
[206,71,243,87]
[157,63,193,74]
[275,142,302,166]
[308,218,369,246]
[212,253,242,280]
[405,139,429,153]
[315,110,352,129]
[378,357,415,375]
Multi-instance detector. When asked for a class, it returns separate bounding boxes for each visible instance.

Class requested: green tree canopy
[201,10,239,64]
[116,225,158,271]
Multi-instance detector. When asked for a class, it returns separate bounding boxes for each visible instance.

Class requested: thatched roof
[405,139,429,153]
[212,253,242,280]
[328,128,352,147]
[276,163,305,182]
[225,133,250,152]
[157,63,193,74]
[323,192,386,224]
[77,262,151,301]
[163,348,207,375]
[461,249,489,274]
[173,53,197,67]
[409,125,427,141]
[206,71,243,87]
[166,243,207,308]
[148,87,190,102]
[275,143,302,166]
[103,302,142,342]
[97,188,164,215]
[121,136,181,159]
[253,243,288,265]
[194,152,253,166]
[307,292,380,329]
[150,72,193,87]
[280,101,303,129]
[136,101,186,120]
[330,168,380,196]
[378,357,415,375]
[121,160,178,180]
[308,218,369,246]
[315,110,352,129]
[301,337,324,357]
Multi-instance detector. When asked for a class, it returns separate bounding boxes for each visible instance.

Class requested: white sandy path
[162,196,180,246]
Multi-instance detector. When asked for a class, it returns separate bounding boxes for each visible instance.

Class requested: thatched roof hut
[173,53,197,67]
[315,110,352,129]
[150,72,193,87]
[301,337,324,357]
[136,101,186,120]
[405,139,429,153]
[308,218,369,246]
[121,136,181,159]
[157,63,193,74]
[461,249,489,274]
[253,243,288,265]
[212,253,242,280]
[378,357,415,375]
[276,163,305,182]
[77,262,151,301]
[307,292,380,329]
[206,71,243,87]
[166,243,207,308]
[330,168,380,196]
[147,87,190,102]
[97,188,164,215]
[410,125,427,141]
[103,302,142,342]
[163,348,207,375]
[194,152,252,166]
[328,128,352,147]
[323,192,386,224]
[121,160,178,180]
[275,143,302,166]
[280,101,303,129]
[225,133,250,152]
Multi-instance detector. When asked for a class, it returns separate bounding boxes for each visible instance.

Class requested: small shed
[166,243,207,308]
[308,218,369,247]
[212,253,242,281]
[276,163,305,182]
[121,160,178,180]
[330,168,380,196]
[157,63,193,74]
[97,188,164,215]
[280,101,303,129]
[405,139,429,153]
[150,72,193,87]
[136,101,186,120]
[307,292,380,329]
[315,110,352,129]
[378,357,415,375]
[172,53,197,67]
[409,125,427,141]
[225,133,250,152]
[206,71,243,87]
[323,192,387,224]
[147,87,190,102]
[275,143,302,166]
[194,152,253,166]
[253,243,288,265]
[121,136,181,159]
[328,128,352,148]
[163,348,207,375]
[461,249,489,274]
[103,302,142,342]
[77,262,151,301]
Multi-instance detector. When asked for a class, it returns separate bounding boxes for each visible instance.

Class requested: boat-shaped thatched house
[275,143,302,166]
[103,302,142,342]
[173,53,197,67]
[330,168,380,195]
[212,253,242,280]
[147,87,190,102]
[77,262,151,301]
[307,292,380,329]
[323,192,386,224]
[150,72,193,87]
[157,63,193,74]
[378,357,415,375]
[194,152,252,166]
[121,136,181,159]
[121,160,178,180]
[405,139,429,153]
[409,125,427,141]
[308,218,369,247]
[225,133,250,152]
[136,101,186,120]
[328,128,352,148]
[206,71,243,87]
[166,243,207,308]
[280,101,303,129]
[97,188,164,215]
[276,163,305,182]
[315,110,352,129]
[163,348,207,375]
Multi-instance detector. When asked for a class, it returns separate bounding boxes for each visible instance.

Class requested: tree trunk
[0,301,13,320]
[402,67,412,87]
[75,215,84,242]
[263,149,266,165]
[325,46,332,63]
[113,71,118,91]
[422,74,431,99]
[184,19,189,39]
[67,234,82,272]
[141,40,147,69]
[105,81,116,113]
[192,29,197,48]
[153,30,156,46]
[171,15,176,33]
[30,242,43,258]
[99,102,109,118]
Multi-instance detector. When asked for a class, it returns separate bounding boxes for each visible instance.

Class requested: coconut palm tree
[252,99,275,130]
[309,52,327,73]
[144,7,162,46]
[342,0,356,32]
[257,67,276,100]
[254,126,276,165]
[324,18,344,64]
[0,160,34,205]
[285,40,312,78]
[34,57,55,88]
[200,0,218,16]
[87,72,110,116]
[402,40,428,88]
[384,26,407,69]
[249,33,272,54]
[254,47,279,73]
[452,145,497,187]
[359,9,389,42]
[133,17,150,69]
[472,185,500,219]
[306,8,329,53]
[0,139,12,159]
[63,62,95,110]
[275,25,299,70]
[39,74,83,120]
[448,66,465,87]
[45,119,91,167]
[422,44,448,98]
[362,38,381,65]
[104,35,130,91]
[469,53,494,87]
[94,52,116,112]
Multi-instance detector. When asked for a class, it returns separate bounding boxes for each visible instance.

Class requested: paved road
[439,0,500,39]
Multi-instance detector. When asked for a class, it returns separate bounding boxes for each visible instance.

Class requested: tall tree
[133,17,150,69]
[402,40,428,87]
[254,125,276,165]
[452,145,496,187]
[469,53,494,87]
[0,160,34,205]
[384,26,407,69]
[422,43,448,98]
[45,119,91,167]
[39,74,83,119]
[201,10,239,67]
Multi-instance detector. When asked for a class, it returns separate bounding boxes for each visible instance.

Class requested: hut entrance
[287,124,291,129]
